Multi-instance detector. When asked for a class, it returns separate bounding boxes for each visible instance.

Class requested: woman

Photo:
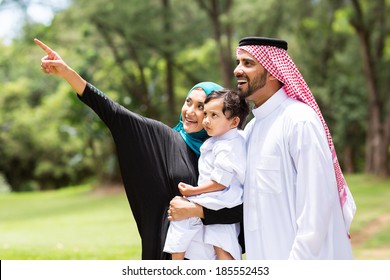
[35,39,243,260]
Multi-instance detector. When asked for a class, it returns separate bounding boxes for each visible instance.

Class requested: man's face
[234,49,269,105]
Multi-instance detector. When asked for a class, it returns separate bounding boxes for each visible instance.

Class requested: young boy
[164,89,250,260]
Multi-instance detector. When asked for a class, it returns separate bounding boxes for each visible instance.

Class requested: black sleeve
[77,83,130,129]
[202,203,243,225]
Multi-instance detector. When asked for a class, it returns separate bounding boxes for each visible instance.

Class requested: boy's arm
[178,180,226,197]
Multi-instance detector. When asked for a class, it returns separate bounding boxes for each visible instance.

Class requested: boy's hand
[178,182,196,197]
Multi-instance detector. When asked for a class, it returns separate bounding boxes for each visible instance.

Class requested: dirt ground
[351,212,390,260]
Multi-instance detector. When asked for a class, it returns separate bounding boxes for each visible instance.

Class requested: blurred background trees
[0,0,389,192]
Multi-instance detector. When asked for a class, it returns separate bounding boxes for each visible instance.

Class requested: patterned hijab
[173,82,223,157]
[237,37,356,232]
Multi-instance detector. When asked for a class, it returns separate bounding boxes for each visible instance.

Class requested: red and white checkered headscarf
[238,43,356,232]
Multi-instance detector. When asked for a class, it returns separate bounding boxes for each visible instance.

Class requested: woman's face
[181,88,207,133]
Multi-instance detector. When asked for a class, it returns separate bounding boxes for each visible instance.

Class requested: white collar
[202,128,239,151]
[214,128,239,141]
[252,88,288,120]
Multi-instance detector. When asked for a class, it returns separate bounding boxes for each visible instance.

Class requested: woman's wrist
[169,196,204,220]
[63,67,86,95]
[192,202,204,219]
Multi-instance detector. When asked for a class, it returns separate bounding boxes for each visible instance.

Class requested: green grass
[345,174,390,259]
[347,174,390,232]
[0,185,141,259]
[0,174,389,260]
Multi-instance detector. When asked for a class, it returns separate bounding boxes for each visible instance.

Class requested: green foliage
[333,8,355,35]
[0,78,96,191]
[1,0,389,190]
[0,33,112,191]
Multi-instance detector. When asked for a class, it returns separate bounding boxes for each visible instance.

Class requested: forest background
[0,0,389,259]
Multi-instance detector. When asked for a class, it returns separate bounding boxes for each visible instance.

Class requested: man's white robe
[243,88,353,260]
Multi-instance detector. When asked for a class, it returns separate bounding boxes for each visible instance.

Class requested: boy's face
[202,98,238,137]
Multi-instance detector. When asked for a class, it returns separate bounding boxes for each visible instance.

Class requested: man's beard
[237,70,268,99]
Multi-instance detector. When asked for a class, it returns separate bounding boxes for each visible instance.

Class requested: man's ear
[268,73,278,81]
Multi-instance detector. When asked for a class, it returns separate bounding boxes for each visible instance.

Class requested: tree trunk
[162,0,176,125]
[197,0,234,87]
[350,0,389,176]
[343,145,354,173]
[360,42,388,176]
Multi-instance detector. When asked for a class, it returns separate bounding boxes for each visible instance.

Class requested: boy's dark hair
[205,89,250,129]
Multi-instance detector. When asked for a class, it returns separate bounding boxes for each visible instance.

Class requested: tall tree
[348,0,390,176]
[161,0,175,124]
[290,0,368,173]
[196,0,234,87]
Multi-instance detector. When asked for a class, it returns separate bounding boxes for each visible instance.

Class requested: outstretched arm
[34,38,86,95]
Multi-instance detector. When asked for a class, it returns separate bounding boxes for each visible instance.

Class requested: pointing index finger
[34,38,54,55]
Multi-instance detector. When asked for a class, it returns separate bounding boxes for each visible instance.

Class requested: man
[235,37,356,259]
